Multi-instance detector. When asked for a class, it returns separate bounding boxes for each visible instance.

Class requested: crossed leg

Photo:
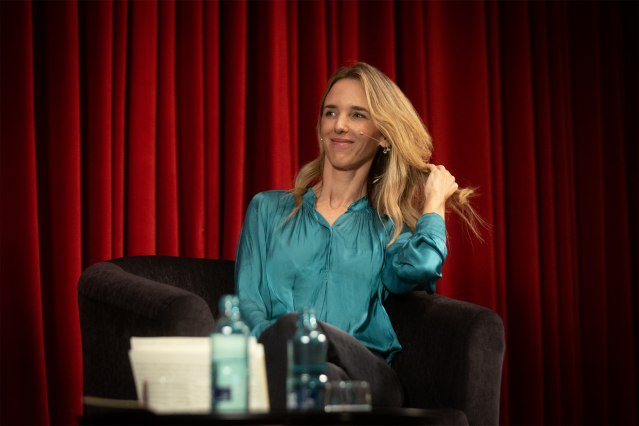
[258,313,404,410]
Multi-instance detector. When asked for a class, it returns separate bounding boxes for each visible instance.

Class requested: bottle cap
[218,295,240,314]
[297,307,317,328]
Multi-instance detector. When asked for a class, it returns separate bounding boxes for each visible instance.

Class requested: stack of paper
[128,336,269,414]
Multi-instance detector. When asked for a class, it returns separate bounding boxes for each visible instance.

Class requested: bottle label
[213,386,231,401]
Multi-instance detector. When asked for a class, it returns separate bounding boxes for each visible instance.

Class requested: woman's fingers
[425,163,437,173]
[449,182,459,199]
[425,164,458,201]
[426,164,454,182]
[428,164,446,174]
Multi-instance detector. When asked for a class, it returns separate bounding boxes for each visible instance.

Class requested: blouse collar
[302,187,371,212]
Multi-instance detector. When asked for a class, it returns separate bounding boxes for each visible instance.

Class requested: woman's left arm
[381,213,447,294]
[381,164,457,294]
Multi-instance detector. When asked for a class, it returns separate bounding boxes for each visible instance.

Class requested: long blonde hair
[289,62,484,245]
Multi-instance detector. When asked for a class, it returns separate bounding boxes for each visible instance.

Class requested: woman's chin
[325,157,368,173]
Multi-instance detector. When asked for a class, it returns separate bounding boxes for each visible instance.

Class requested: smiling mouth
[331,138,353,147]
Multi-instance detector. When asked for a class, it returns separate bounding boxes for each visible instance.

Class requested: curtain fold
[0,2,50,424]
[484,2,510,422]
[111,0,128,260]
[544,3,583,423]
[0,1,636,425]
[126,0,158,256]
[156,0,179,257]
[499,2,545,423]
[178,0,206,258]
[32,1,84,424]
[83,0,114,266]
[204,0,221,259]
[220,0,247,260]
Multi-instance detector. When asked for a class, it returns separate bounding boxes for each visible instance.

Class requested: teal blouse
[234,188,447,363]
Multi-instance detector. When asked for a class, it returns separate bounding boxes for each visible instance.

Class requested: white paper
[128,337,210,413]
[130,336,210,351]
[128,335,269,414]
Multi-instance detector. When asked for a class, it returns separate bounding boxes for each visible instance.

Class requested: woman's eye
[325,111,336,117]
[354,113,366,119]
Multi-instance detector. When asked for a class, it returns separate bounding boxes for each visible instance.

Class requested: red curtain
[1,1,636,424]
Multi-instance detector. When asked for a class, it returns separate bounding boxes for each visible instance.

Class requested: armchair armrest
[384,292,505,426]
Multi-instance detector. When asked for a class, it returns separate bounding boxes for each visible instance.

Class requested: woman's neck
[313,159,370,211]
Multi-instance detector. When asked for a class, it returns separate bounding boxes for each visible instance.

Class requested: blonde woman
[235,62,480,409]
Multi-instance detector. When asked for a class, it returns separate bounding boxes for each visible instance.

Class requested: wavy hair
[288,62,484,245]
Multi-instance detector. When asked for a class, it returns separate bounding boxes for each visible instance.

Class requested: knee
[326,362,349,382]
[258,312,298,344]
[271,312,299,334]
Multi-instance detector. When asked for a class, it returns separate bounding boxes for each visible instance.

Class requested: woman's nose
[335,115,348,133]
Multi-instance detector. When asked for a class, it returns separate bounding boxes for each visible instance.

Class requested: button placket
[326,226,333,274]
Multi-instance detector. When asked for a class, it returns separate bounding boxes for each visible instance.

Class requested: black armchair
[78,256,504,425]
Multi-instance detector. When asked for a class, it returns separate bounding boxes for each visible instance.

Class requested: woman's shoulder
[249,190,295,213]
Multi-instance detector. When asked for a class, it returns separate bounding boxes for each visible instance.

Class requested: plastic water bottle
[210,295,250,412]
[286,307,328,411]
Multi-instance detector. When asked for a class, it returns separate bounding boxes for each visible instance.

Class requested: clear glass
[324,381,372,412]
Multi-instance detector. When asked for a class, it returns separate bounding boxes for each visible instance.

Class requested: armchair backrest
[106,256,235,317]
[77,256,234,404]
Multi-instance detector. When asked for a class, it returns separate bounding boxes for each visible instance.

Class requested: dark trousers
[258,313,404,410]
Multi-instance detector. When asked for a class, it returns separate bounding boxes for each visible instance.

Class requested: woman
[235,62,481,409]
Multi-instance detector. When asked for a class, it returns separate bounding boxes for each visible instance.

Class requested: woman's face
[320,79,385,172]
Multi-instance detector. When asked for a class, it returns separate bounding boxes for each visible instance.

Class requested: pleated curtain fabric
[0,1,636,425]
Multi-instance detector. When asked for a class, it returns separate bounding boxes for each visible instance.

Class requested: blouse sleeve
[381,212,447,295]
[234,193,277,337]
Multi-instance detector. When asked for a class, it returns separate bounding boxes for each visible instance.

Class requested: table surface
[79,407,468,425]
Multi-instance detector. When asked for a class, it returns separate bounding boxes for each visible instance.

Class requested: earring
[383,145,391,154]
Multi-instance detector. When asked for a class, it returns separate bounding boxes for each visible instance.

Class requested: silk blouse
[234,188,447,363]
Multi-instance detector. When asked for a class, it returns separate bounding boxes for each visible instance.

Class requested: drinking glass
[323,380,372,412]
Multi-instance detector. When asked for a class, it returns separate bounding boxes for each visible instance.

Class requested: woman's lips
[331,138,353,147]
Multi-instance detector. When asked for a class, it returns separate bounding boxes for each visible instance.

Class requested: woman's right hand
[422,164,458,220]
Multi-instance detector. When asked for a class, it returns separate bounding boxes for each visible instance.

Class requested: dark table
[79,407,469,425]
